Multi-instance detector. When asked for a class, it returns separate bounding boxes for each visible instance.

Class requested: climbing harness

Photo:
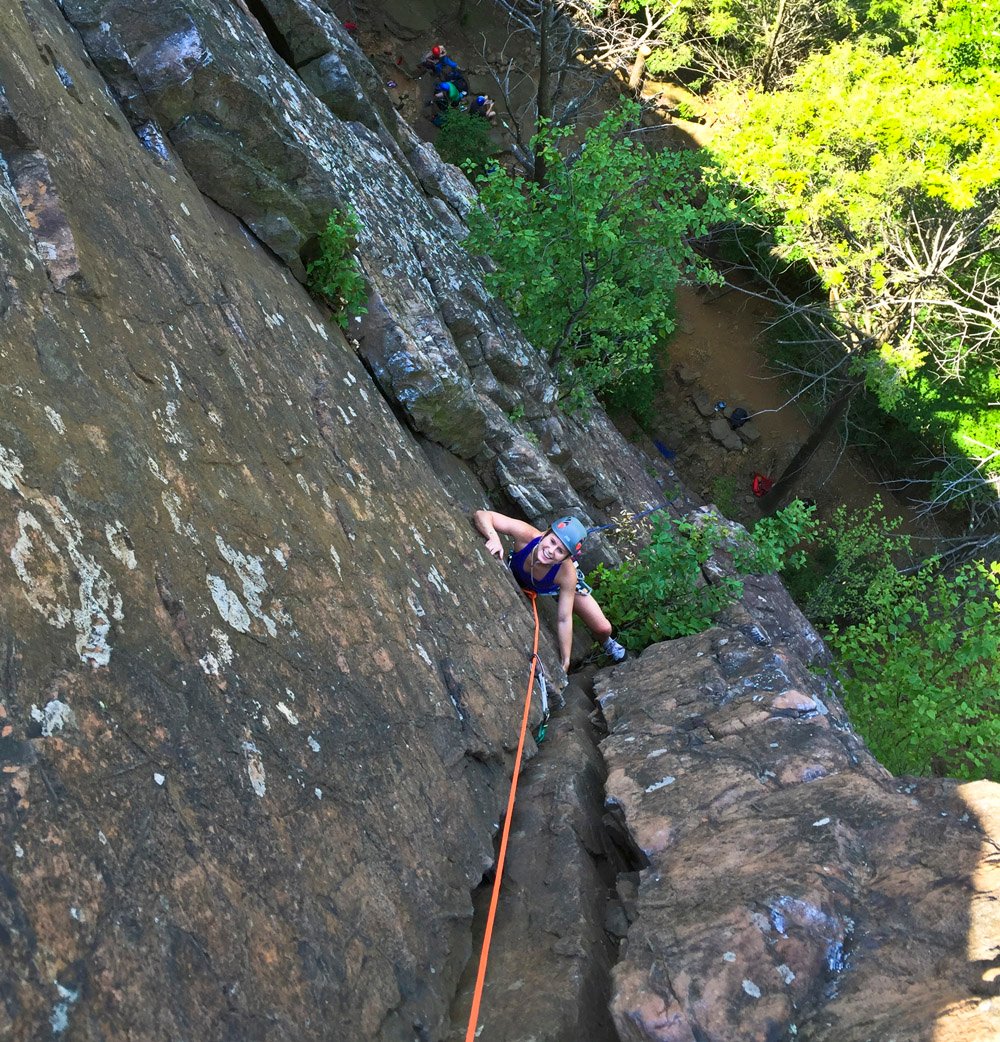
[463,590,541,1042]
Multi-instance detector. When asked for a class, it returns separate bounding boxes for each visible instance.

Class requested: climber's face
[537,531,570,565]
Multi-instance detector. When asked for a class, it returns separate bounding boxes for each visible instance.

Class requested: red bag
[751,473,773,497]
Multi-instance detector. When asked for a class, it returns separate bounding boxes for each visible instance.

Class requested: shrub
[592,514,738,646]
[434,108,498,175]
[781,497,912,625]
[591,503,810,649]
[306,209,368,328]
[828,559,1000,780]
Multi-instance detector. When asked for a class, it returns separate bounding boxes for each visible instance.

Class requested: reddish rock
[596,591,1000,1042]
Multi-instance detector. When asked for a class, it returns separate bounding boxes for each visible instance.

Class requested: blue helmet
[550,516,588,558]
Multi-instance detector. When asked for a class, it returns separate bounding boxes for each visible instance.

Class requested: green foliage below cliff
[465,102,727,408]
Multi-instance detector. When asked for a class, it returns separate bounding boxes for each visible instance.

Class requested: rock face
[58,0,661,543]
[1,2,665,1038]
[597,571,1000,1042]
[3,2,998,1041]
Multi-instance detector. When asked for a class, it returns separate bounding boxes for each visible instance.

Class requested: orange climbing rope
[463,589,541,1042]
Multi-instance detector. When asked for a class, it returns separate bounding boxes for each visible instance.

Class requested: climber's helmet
[432,45,443,57]
[476,95,487,105]
[549,516,588,559]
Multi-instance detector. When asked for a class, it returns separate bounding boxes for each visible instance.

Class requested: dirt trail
[633,283,931,534]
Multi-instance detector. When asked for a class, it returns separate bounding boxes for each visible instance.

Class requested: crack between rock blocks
[448,667,645,1040]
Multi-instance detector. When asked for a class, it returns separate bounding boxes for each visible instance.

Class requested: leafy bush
[306,209,367,328]
[730,498,816,573]
[591,503,810,648]
[828,560,1000,780]
[592,514,738,646]
[465,101,727,409]
[434,108,498,175]
[781,497,912,625]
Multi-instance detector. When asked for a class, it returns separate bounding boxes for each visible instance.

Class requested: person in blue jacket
[474,509,627,670]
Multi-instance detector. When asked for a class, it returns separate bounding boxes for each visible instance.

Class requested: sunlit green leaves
[464,101,727,404]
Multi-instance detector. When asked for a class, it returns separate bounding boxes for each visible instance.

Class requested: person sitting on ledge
[473,509,627,671]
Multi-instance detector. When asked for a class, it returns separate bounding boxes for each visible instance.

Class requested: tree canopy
[465,101,726,406]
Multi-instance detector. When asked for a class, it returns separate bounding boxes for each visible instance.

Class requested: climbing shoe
[602,636,627,663]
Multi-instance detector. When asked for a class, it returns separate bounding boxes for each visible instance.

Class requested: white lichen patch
[742,979,762,999]
[296,473,311,495]
[105,521,137,570]
[50,981,79,1034]
[215,536,283,637]
[414,643,433,666]
[426,566,450,595]
[157,399,186,450]
[12,499,123,667]
[44,406,66,434]
[406,590,426,617]
[241,736,266,797]
[645,776,676,793]
[271,547,287,568]
[30,699,76,737]
[329,544,342,577]
[307,735,320,752]
[0,443,25,490]
[146,457,168,484]
[198,651,223,676]
[206,575,251,633]
[12,512,72,626]
[276,702,299,726]
[412,530,429,556]
[212,628,233,664]
[162,491,200,544]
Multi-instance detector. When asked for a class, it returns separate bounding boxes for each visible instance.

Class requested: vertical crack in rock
[448,670,626,1042]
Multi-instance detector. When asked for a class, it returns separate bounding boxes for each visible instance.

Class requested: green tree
[465,101,726,406]
[711,38,1000,510]
[828,559,1000,780]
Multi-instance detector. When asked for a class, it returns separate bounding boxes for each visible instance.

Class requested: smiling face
[536,531,571,566]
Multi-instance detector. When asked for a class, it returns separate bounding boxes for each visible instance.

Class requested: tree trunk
[758,0,788,92]
[627,44,652,92]
[534,0,553,186]
[758,378,862,514]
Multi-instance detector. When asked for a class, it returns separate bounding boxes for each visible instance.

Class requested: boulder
[596,576,1000,1042]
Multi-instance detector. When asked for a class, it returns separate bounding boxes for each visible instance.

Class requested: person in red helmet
[474,509,627,670]
[419,43,447,74]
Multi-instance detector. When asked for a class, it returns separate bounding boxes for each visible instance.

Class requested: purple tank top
[508,536,561,593]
